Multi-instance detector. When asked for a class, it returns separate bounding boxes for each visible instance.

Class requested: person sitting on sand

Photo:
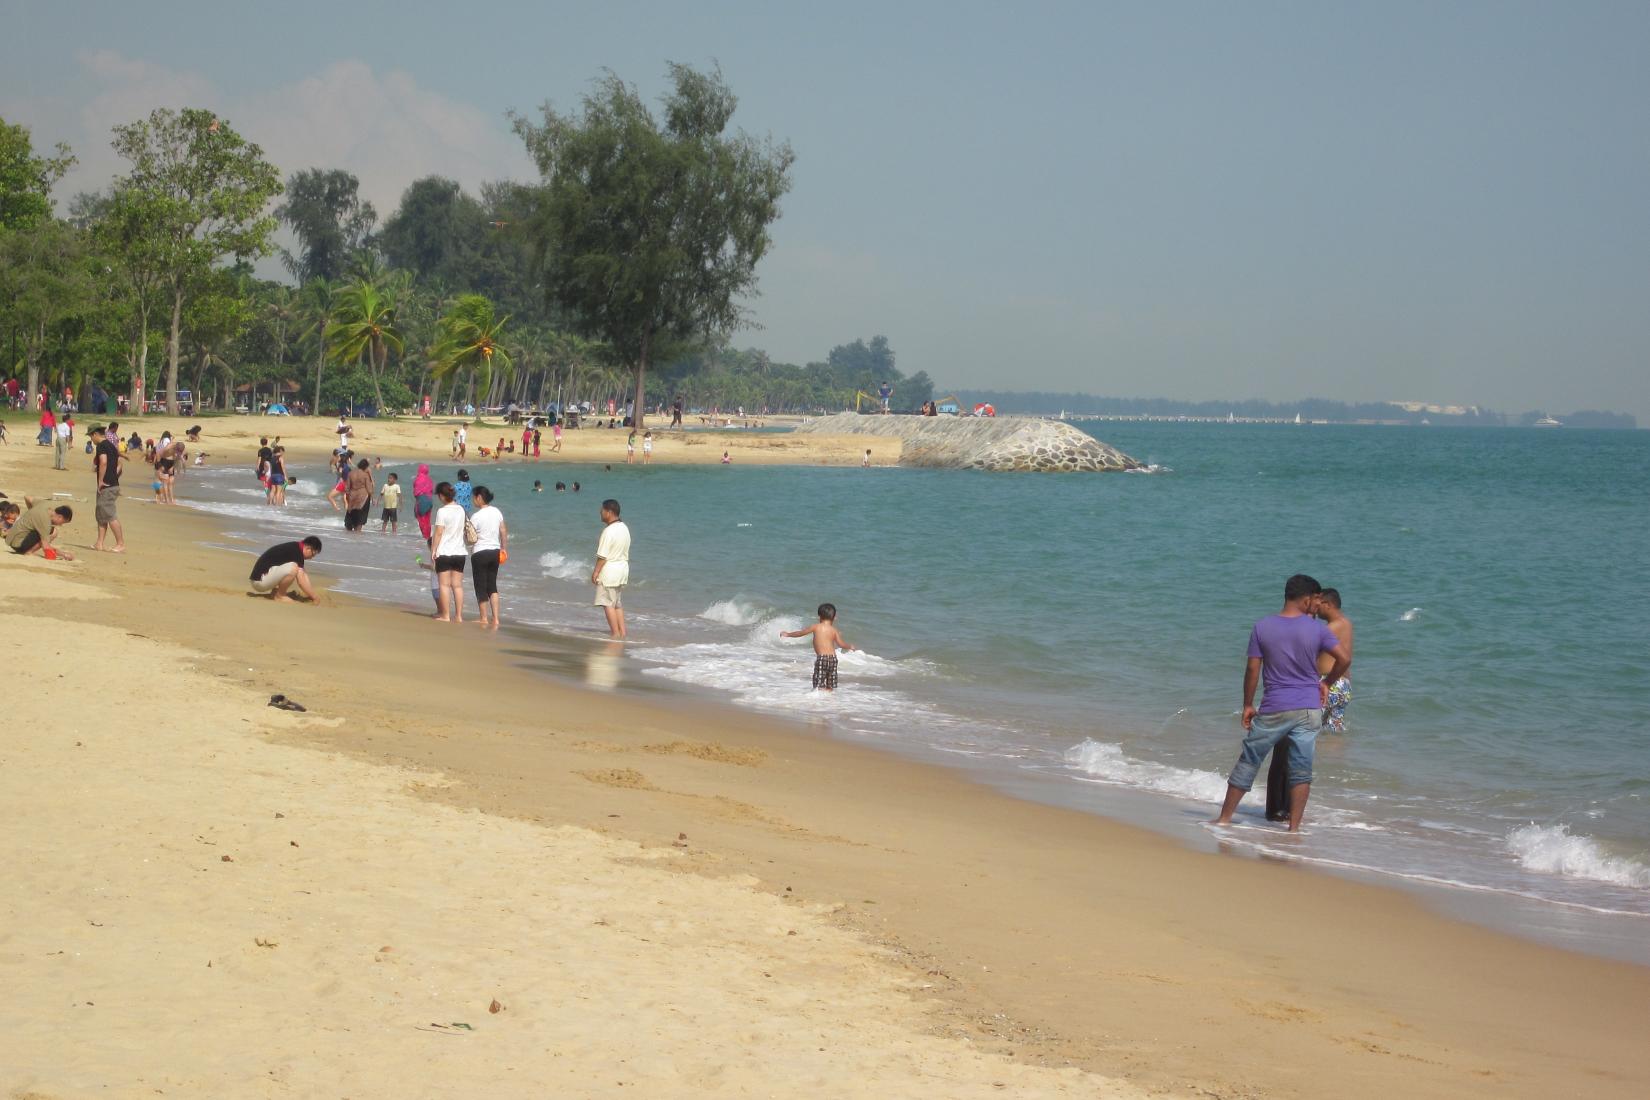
[721,451,731,464]
[779,603,857,692]
[249,535,322,602]
[4,501,74,560]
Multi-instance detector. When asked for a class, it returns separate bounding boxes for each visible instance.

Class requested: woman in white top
[429,481,469,622]
[467,485,508,629]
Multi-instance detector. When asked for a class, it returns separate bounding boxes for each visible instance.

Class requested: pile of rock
[793,413,1139,472]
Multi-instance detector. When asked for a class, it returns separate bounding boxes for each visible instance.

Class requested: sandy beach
[61,411,906,469]
[3,425,1648,1099]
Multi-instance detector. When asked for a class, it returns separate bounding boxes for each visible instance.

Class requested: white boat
[1534,416,1563,428]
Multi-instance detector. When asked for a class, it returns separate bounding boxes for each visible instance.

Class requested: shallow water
[182,423,1650,956]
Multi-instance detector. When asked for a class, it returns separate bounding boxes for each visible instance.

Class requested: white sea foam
[699,598,767,626]
[1504,824,1650,889]
[538,551,586,581]
[1400,607,1423,622]
[1063,739,1231,802]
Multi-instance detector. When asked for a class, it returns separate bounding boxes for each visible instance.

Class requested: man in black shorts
[249,536,323,602]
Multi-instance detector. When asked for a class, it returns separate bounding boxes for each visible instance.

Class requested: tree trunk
[313,321,327,417]
[192,350,206,407]
[25,335,41,414]
[130,303,150,412]
[166,285,183,415]
[632,330,651,429]
[368,340,386,413]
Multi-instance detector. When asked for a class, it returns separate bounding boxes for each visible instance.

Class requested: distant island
[950,391,1638,430]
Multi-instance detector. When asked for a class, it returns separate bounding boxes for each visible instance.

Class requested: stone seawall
[792,413,1139,472]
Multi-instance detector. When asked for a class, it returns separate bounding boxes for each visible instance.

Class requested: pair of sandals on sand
[267,694,307,712]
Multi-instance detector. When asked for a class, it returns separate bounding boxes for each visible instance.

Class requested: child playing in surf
[779,603,857,692]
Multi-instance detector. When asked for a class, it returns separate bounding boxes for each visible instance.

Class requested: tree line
[1,66,935,427]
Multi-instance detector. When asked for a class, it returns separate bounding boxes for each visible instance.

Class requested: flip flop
[267,694,308,712]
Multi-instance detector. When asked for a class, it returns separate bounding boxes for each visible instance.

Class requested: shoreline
[5,434,1650,1096]
[180,446,1650,961]
[0,410,903,469]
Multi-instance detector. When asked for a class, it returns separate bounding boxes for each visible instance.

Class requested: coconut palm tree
[431,294,512,414]
[298,278,336,414]
[328,278,402,413]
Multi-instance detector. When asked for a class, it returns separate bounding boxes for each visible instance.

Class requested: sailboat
[1294,413,1302,424]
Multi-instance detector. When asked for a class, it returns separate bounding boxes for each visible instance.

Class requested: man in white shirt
[590,497,631,639]
[54,417,71,469]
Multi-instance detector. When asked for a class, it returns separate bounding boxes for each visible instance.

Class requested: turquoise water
[189,423,1650,941]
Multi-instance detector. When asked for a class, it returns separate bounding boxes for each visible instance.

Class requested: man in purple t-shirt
[1213,574,1352,831]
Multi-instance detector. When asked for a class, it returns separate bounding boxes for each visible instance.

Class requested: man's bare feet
[272,594,295,603]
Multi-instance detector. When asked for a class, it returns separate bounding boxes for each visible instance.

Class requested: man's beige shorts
[593,584,624,608]
[251,560,299,594]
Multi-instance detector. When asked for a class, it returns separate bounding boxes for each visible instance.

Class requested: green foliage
[277,168,376,282]
[378,177,486,284]
[0,218,95,398]
[109,107,283,412]
[432,293,512,405]
[511,63,794,425]
[0,117,75,230]
[327,277,402,409]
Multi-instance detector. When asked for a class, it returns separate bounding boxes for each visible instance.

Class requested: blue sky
[3,1,1646,418]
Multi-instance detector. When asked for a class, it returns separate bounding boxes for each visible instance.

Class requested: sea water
[182,423,1650,954]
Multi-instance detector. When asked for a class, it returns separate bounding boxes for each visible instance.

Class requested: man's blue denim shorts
[1229,708,1321,791]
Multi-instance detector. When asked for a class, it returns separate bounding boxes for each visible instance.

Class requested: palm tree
[328,278,402,413]
[264,284,299,376]
[431,294,512,415]
[298,278,336,415]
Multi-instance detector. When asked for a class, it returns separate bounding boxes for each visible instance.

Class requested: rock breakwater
[793,413,1139,472]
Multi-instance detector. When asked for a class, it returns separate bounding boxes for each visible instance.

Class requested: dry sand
[2,427,1648,1099]
[75,411,903,468]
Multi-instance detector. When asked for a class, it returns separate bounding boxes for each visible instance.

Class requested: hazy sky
[3,1,1646,418]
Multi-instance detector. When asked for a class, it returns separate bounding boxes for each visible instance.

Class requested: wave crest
[1063,739,1230,802]
[699,598,767,626]
[1504,824,1650,889]
[538,551,585,581]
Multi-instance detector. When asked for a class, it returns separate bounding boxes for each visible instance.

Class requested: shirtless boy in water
[779,603,857,692]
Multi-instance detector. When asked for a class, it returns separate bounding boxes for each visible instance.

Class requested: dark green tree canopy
[378,176,486,284]
[277,167,376,282]
[511,63,794,425]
